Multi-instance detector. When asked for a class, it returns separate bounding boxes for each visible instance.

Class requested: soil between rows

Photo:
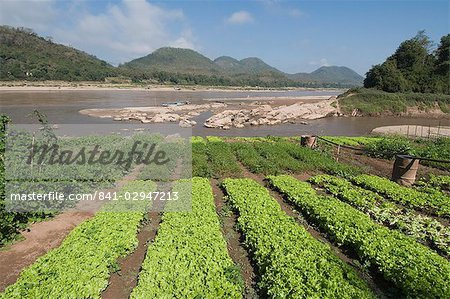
[211,179,260,299]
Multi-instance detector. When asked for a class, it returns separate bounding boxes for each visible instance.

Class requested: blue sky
[1,0,448,75]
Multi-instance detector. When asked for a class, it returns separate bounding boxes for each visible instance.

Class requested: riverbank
[339,88,450,118]
[372,125,450,138]
[0,81,345,93]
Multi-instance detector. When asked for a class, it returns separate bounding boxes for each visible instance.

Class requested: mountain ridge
[123,47,363,86]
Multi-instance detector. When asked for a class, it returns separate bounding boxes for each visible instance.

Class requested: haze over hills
[122,47,364,86]
[288,66,364,86]
[0,26,363,87]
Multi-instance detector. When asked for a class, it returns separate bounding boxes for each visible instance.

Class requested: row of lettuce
[310,174,450,257]
[267,175,450,298]
[1,180,156,298]
[222,178,375,298]
[130,178,243,298]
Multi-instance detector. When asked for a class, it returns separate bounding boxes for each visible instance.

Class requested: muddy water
[1,89,448,136]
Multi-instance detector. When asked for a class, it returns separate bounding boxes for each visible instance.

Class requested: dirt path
[0,167,143,292]
[211,179,259,299]
[101,195,164,299]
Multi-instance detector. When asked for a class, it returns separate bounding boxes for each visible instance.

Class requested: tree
[364,31,449,94]
[364,60,408,92]
[434,34,450,93]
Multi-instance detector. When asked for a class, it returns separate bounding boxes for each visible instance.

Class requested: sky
[0,0,448,75]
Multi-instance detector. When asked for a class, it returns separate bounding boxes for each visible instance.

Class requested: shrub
[364,137,413,159]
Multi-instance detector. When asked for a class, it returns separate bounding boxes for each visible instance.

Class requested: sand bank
[372,125,450,138]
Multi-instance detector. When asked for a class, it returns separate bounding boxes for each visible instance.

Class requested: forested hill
[121,47,363,86]
[288,66,364,86]
[0,26,116,81]
[364,31,450,94]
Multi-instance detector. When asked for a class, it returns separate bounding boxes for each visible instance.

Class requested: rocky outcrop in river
[204,99,339,129]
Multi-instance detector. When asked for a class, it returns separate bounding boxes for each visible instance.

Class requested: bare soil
[101,161,182,299]
[101,209,162,299]
[211,179,259,298]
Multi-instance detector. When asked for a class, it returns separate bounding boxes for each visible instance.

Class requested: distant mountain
[0,26,115,81]
[288,66,364,86]
[124,47,362,86]
[122,47,219,74]
[213,56,241,71]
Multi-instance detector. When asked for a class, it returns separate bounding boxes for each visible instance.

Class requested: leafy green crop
[252,142,305,173]
[230,142,279,174]
[131,178,243,298]
[353,174,450,217]
[205,140,242,178]
[269,175,450,298]
[319,136,382,147]
[278,141,361,177]
[1,180,156,299]
[192,141,212,178]
[222,178,375,299]
[310,174,450,257]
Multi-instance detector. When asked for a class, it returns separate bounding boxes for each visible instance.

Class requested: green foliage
[252,141,305,173]
[364,31,449,94]
[230,142,278,174]
[414,137,450,170]
[1,180,156,299]
[364,60,409,92]
[320,136,381,147]
[268,175,450,298]
[0,26,115,81]
[426,174,450,191]
[222,178,375,298]
[338,87,450,115]
[352,174,450,217]
[310,174,450,257]
[131,178,243,298]
[363,137,413,159]
[191,141,212,178]
[205,140,242,178]
[278,141,361,177]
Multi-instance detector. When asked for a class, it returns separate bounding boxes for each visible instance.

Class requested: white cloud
[226,11,254,25]
[0,0,58,31]
[288,9,305,18]
[0,0,197,65]
[309,58,330,67]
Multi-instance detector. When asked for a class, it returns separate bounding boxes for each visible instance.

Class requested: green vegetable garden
[1,132,449,298]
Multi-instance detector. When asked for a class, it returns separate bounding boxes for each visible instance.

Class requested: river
[0,89,448,136]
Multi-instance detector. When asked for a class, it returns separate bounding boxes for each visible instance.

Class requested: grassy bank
[338,88,450,116]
